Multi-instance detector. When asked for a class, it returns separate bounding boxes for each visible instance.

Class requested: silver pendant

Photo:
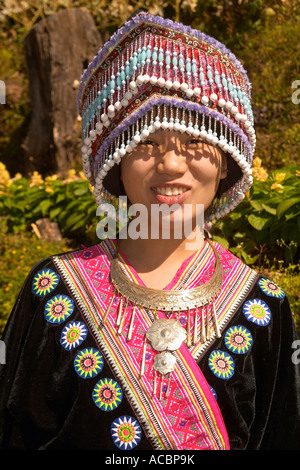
[153,351,176,375]
[146,318,187,379]
[146,318,187,352]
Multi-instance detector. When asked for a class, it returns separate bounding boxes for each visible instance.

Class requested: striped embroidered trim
[52,251,175,450]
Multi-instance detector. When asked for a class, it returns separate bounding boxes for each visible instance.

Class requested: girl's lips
[151,187,191,205]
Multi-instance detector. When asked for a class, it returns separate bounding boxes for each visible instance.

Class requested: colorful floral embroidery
[74,348,104,379]
[258,278,285,299]
[110,415,142,450]
[92,378,123,411]
[44,295,74,324]
[60,321,88,350]
[243,298,271,326]
[224,325,253,354]
[32,269,60,297]
[208,350,235,380]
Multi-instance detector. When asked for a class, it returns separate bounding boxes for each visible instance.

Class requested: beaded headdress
[78,11,255,221]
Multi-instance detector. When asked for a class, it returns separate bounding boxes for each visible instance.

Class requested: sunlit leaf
[248,214,271,230]
[277,197,300,219]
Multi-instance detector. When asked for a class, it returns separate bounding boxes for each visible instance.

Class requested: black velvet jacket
[0,255,299,450]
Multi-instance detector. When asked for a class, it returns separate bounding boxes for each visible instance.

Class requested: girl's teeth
[154,187,187,196]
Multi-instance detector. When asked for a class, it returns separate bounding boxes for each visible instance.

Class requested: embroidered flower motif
[224,325,253,354]
[60,321,88,350]
[243,299,271,326]
[146,318,187,351]
[92,378,123,411]
[258,278,285,299]
[32,269,60,297]
[110,416,142,450]
[208,350,235,380]
[74,348,104,379]
[44,295,74,324]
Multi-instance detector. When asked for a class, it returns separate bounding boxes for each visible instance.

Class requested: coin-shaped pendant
[146,318,187,352]
[153,351,176,375]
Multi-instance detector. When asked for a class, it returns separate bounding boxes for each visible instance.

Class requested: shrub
[212,159,300,268]
[0,164,99,244]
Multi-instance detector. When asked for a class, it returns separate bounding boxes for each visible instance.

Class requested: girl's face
[120,129,227,233]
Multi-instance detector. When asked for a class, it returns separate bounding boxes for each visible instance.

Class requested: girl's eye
[139,140,158,146]
[186,139,204,146]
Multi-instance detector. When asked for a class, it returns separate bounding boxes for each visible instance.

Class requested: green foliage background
[0,0,299,335]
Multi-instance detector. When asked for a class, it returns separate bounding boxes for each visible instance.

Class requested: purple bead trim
[78,11,252,111]
[93,96,253,173]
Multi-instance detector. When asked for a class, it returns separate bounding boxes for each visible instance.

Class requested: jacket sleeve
[258,294,300,450]
[0,258,77,449]
[201,279,300,450]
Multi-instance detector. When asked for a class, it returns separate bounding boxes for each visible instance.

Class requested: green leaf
[63,213,86,232]
[39,199,52,216]
[233,232,247,240]
[277,196,300,219]
[285,209,300,221]
[49,206,62,220]
[248,214,271,230]
[240,249,258,265]
[56,193,66,204]
[262,203,276,215]
[74,186,89,196]
[65,200,80,211]
[250,200,264,211]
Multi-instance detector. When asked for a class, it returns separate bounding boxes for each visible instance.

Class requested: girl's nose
[156,147,187,176]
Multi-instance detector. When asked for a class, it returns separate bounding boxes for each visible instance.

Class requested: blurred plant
[0,163,98,243]
[212,162,300,267]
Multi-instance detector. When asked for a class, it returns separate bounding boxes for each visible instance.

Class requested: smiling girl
[0,11,299,451]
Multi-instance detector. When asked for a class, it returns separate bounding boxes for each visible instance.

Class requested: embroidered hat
[78,11,255,221]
